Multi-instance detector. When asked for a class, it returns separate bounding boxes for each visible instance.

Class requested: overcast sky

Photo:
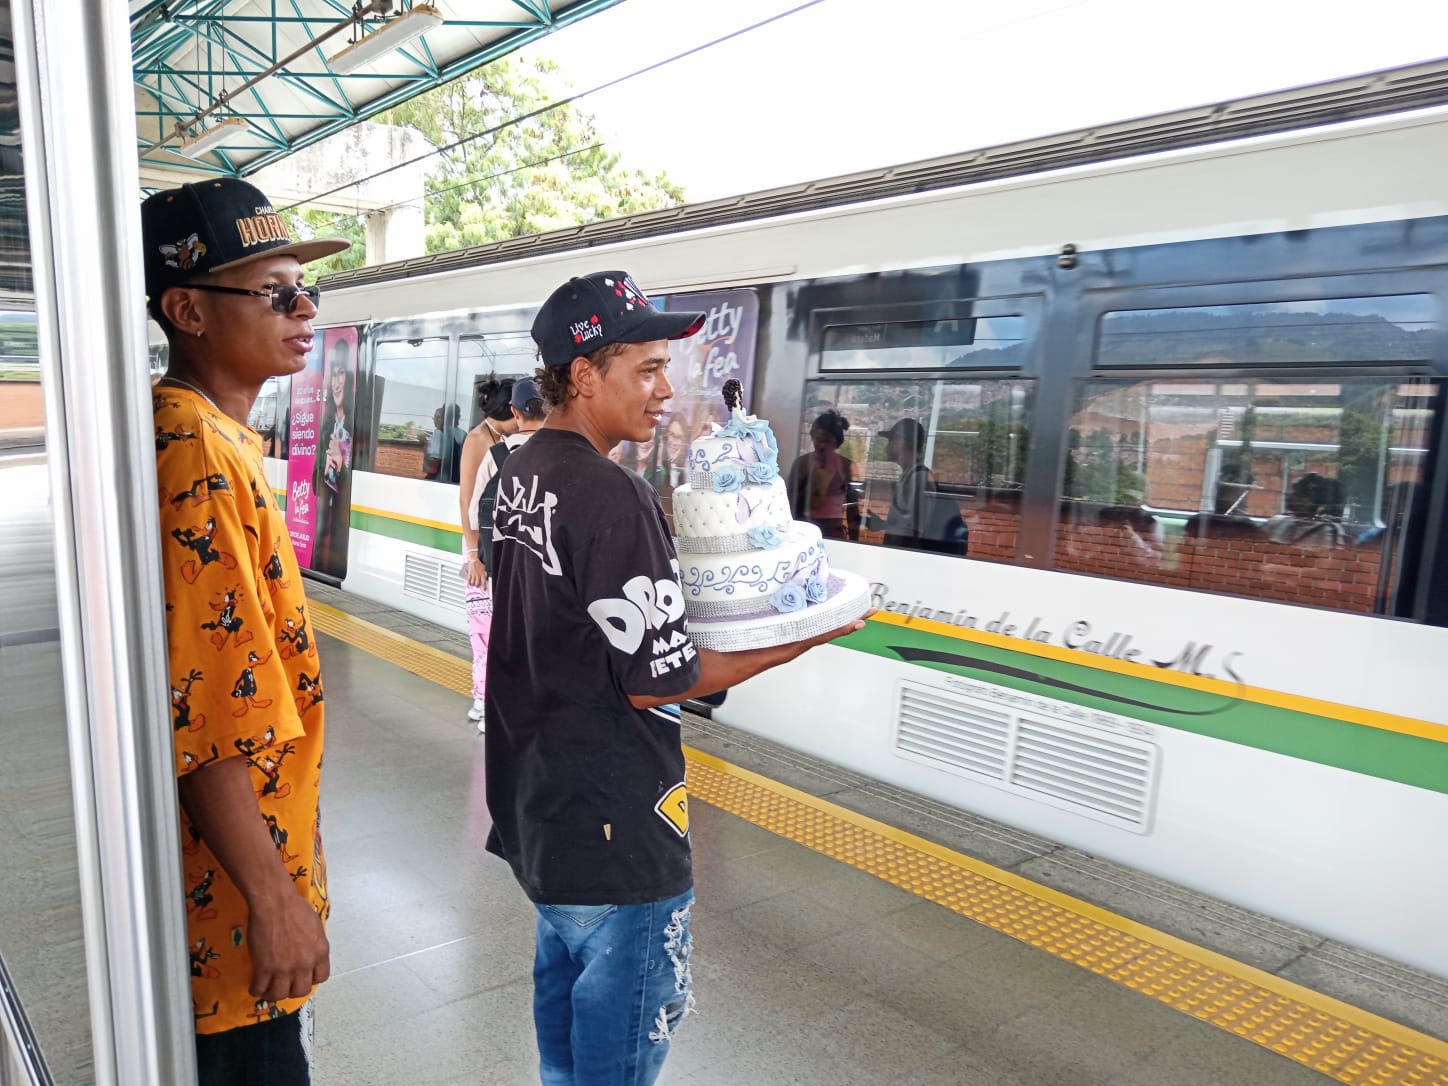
[519,0,1448,201]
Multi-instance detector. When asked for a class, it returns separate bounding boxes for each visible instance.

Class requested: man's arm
[177,757,330,1002]
[627,613,870,710]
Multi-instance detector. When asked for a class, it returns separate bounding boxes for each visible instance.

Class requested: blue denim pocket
[541,902,618,929]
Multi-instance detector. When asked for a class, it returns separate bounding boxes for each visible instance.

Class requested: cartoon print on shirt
[295,670,324,715]
[247,741,297,801]
[171,668,207,732]
[180,743,221,773]
[262,813,296,862]
[233,725,276,758]
[190,937,221,979]
[277,607,313,659]
[262,537,290,594]
[200,586,253,651]
[172,517,239,584]
[230,649,274,716]
[164,472,232,508]
[155,424,198,451]
[495,475,562,575]
[187,868,219,920]
[248,999,283,1024]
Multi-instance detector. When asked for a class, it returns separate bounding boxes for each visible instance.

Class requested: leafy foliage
[375,56,684,254]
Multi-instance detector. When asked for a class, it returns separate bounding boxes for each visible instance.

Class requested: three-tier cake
[671,380,871,651]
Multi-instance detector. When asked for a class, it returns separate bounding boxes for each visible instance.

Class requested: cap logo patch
[570,317,604,345]
[234,212,291,249]
[160,233,207,271]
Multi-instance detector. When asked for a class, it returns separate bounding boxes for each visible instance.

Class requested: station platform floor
[301,580,1448,1086]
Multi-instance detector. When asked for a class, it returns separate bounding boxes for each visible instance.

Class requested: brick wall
[376,439,426,480]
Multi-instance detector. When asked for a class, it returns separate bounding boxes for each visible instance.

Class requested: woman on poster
[311,337,354,575]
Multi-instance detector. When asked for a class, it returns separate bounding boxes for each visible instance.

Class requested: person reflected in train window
[310,338,353,575]
[422,402,466,483]
[785,409,861,541]
[484,269,869,1086]
[142,177,346,1085]
[1184,467,1262,541]
[866,417,968,553]
[1267,472,1346,547]
[661,415,690,496]
[457,377,517,725]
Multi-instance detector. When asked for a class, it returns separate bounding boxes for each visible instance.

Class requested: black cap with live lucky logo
[141,177,350,300]
[530,270,706,367]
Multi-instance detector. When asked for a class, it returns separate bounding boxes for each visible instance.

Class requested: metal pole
[12,0,195,1081]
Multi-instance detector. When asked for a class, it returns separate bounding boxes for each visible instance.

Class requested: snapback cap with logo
[530,270,706,367]
[141,177,350,300]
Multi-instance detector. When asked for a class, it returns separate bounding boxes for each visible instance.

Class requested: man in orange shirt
[143,177,347,1084]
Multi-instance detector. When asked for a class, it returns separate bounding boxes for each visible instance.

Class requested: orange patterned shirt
[153,384,327,1034]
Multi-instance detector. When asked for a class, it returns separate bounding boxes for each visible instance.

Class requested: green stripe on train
[836,620,1448,796]
[350,509,462,552]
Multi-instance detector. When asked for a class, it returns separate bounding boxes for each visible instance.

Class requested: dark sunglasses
[184,282,321,314]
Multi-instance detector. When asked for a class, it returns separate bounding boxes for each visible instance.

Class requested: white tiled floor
[309,630,1336,1086]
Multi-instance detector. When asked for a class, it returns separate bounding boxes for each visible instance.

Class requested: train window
[794,379,1033,561]
[820,314,1028,372]
[459,333,536,428]
[372,336,455,483]
[1096,295,1435,367]
[1054,375,1439,616]
[0,311,40,449]
[247,375,289,459]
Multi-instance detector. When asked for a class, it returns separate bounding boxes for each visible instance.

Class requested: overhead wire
[278,0,830,213]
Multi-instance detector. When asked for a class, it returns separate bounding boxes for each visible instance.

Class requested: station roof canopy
[132,0,619,180]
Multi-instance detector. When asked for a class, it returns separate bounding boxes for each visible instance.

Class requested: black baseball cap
[530,270,706,367]
[510,376,542,412]
[141,177,350,300]
[878,418,925,446]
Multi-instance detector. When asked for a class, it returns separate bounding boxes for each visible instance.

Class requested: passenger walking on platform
[484,269,869,1086]
[457,377,517,724]
[143,177,347,1085]
[464,377,544,732]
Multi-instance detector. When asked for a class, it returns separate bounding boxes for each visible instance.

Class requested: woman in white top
[466,378,547,733]
[458,378,517,723]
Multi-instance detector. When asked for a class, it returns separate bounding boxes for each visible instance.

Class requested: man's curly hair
[535,341,629,409]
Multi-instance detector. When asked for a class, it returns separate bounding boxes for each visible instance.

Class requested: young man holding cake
[483,270,868,1086]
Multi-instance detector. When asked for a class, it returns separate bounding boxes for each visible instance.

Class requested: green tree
[278,207,366,278]
[377,56,684,254]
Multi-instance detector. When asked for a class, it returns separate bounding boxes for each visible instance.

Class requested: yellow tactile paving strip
[310,599,1448,1085]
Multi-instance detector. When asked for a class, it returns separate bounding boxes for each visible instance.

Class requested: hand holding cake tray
[672,379,873,652]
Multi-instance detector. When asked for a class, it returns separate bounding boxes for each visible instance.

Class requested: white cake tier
[685,570,874,652]
[678,521,828,618]
[672,477,793,554]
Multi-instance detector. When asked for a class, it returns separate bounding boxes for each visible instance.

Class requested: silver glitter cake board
[684,570,873,653]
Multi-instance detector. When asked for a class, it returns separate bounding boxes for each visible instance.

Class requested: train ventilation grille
[894,677,1158,833]
[402,552,468,610]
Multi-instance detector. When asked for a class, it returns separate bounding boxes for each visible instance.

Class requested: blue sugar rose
[712,464,745,493]
[805,576,828,603]
[770,582,808,613]
[746,462,778,484]
[747,525,783,549]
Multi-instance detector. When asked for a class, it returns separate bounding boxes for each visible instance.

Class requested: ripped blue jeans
[532,890,695,1086]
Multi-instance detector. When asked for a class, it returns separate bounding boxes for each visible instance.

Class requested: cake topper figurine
[722,378,743,412]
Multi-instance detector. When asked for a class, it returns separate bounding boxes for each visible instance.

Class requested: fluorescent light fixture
[328,4,444,75]
[177,117,250,159]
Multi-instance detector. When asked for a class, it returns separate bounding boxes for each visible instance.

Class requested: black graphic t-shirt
[484,428,701,905]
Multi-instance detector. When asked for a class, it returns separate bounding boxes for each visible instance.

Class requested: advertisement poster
[286,326,358,577]
[620,288,759,506]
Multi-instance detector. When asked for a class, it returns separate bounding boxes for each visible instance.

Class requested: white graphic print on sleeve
[496,475,562,576]
[587,564,696,678]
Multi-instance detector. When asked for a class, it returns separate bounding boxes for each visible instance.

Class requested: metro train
[195,102,1448,976]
